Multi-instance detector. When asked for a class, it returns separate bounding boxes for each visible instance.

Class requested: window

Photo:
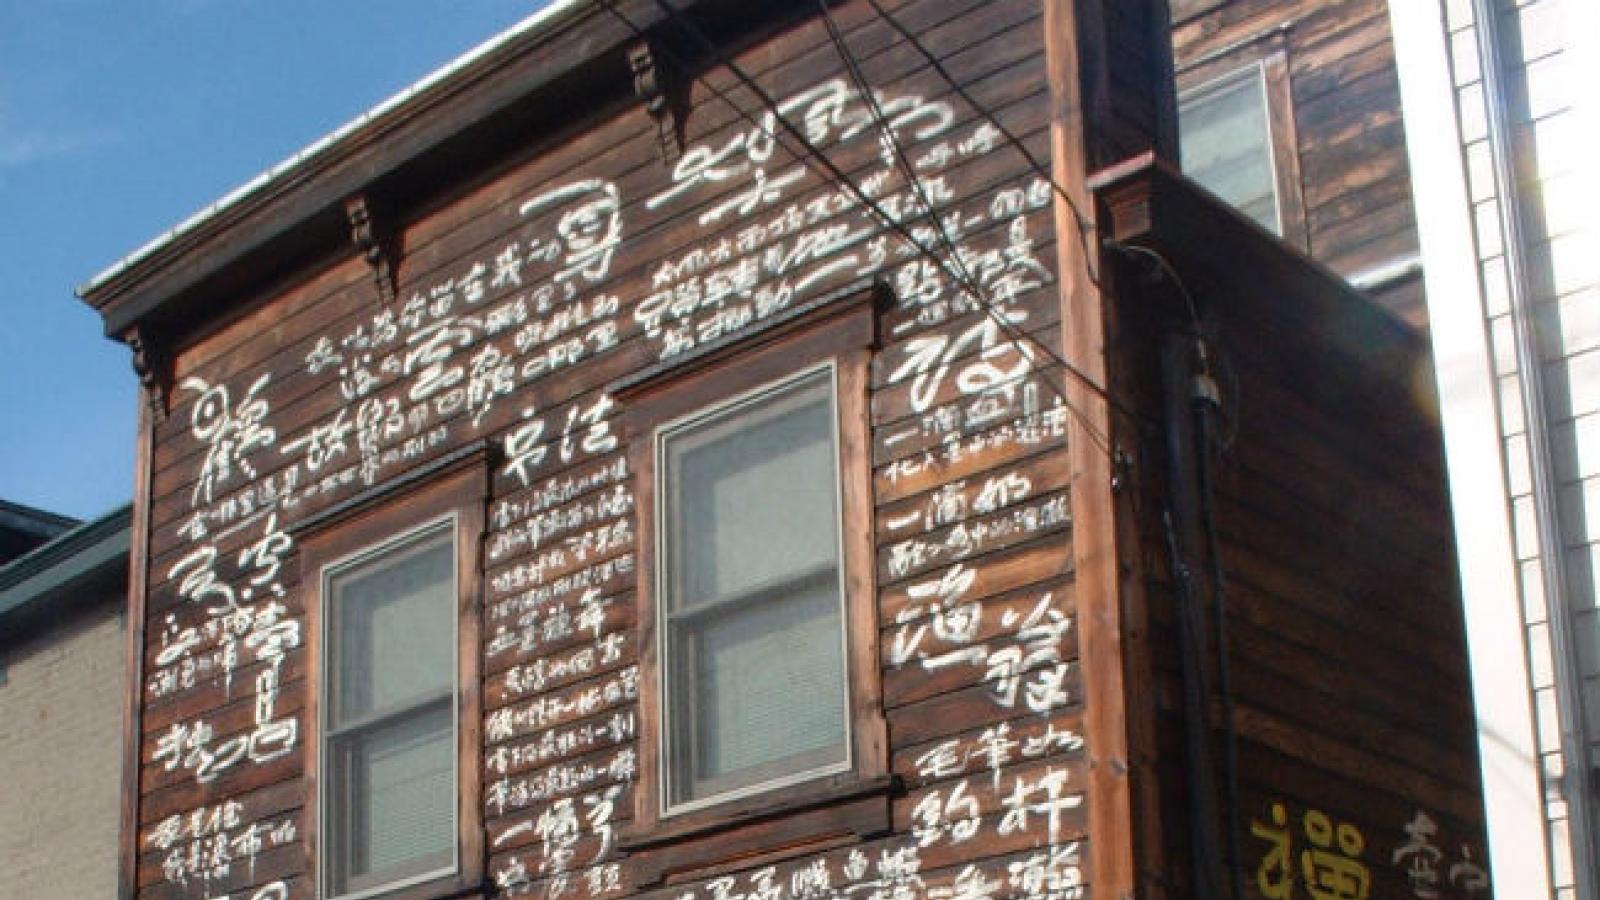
[616,283,890,870]
[298,453,487,900]
[1181,64,1279,231]
[657,364,850,812]
[1177,49,1306,246]
[323,522,456,895]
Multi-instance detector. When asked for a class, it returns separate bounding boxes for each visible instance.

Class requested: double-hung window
[657,364,850,812]
[322,521,456,895]
[618,284,890,868]
[1180,63,1280,231]
[299,454,487,900]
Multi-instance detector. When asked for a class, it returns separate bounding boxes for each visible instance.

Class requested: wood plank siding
[104,4,1100,898]
[1093,157,1488,900]
[78,3,1486,900]
[1171,0,1428,329]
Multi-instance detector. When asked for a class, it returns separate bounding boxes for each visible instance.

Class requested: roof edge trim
[77,0,589,299]
[0,504,132,622]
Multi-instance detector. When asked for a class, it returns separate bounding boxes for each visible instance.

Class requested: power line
[861,0,1103,287]
[809,0,1117,456]
[600,0,1132,454]
[644,0,1123,450]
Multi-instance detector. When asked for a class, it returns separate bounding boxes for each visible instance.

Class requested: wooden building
[1162,0,1600,894]
[76,2,1489,899]
[1167,0,1426,327]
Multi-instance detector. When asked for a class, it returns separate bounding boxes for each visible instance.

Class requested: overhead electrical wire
[859,0,1104,287]
[818,12,1247,899]
[595,9,1248,893]
[654,6,1247,896]
[809,0,1118,454]
[598,0,1131,454]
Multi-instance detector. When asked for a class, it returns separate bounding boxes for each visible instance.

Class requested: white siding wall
[1399,0,1600,896]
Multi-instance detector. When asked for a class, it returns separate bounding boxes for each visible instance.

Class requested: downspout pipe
[1470,0,1598,891]
[1160,328,1224,900]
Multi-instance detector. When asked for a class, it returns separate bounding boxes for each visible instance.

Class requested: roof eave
[0,504,132,629]
[74,0,624,339]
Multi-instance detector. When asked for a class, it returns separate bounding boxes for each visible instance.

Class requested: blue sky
[0,1,544,520]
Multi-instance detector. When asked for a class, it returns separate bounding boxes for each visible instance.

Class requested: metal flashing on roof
[78,0,589,299]
[0,503,131,629]
[0,499,80,541]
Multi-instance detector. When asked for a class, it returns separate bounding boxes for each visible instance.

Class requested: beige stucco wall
[0,594,125,898]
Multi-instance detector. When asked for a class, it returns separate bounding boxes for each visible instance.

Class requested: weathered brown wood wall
[1170,0,1427,328]
[119,2,1099,899]
[1095,159,1489,900]
[87,3,1488,900]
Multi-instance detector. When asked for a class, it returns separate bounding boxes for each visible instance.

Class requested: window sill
[619,772,899,886]
[329,871,488,900]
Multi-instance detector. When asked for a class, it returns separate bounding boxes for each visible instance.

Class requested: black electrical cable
[1128,236,1246,900]
[1107,241,1202,330]
[811,0,1121,457]
[647,0,1125,450]
[1194,379,1245,900]
[1161,505,1222,900]
[599,0,1129,454]
[861,0,1104,287]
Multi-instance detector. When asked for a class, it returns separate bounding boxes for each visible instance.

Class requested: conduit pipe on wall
[1160,328,1225,900]
[1470,0,1598,892]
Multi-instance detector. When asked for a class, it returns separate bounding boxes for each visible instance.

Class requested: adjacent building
[1391,1,1600,896]
[1161,0,1600,895]
[0,502,131,898]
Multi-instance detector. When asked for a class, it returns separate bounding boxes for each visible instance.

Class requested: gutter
[1347,252,1423,294]
[0,504,132,627]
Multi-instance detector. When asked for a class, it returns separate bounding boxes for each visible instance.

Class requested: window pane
[674,575,846,801]
[329,530,454,722]
[667,373,838,606]
[329,701,454,893]
[659,368,849,808]
[1180,67,1281,234]
[323,522,457,897]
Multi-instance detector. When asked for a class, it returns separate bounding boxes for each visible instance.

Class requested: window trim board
[653,360,854,816]
[319,514,459,898]
[620,283,890,870]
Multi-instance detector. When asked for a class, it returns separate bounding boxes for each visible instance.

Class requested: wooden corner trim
[1044,0,1140,894]
[117,393,156,900]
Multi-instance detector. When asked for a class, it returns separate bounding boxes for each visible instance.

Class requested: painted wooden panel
[94,4,1488,900]
[123,3,1095,899]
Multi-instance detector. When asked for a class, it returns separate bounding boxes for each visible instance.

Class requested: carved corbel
[344,193,398,304]
[125,324,171,422]
[629,41,688,166]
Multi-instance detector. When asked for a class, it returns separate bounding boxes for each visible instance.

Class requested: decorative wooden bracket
[344,193,398,304]
[125,324,171,422]
[629,41,687,166]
